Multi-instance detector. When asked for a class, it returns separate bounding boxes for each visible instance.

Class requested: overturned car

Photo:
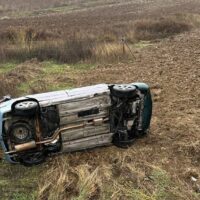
[0,83,152,166]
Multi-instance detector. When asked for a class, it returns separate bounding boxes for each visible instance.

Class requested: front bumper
[0,100,17,163]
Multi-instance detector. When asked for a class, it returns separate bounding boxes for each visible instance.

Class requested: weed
[12,192,36,200]
[0,62,17,73]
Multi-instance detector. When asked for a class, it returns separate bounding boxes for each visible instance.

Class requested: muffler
[14,141,36,152]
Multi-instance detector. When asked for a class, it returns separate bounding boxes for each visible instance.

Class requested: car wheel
[19,151,46,166]
[112,84,137,98]
[113,135,135,148]
[113,129,135,148]
[9,122,34,144]
[13,100,38,116]
[135,129,150,138]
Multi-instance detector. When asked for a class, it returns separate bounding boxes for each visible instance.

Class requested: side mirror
[0,95,11,103]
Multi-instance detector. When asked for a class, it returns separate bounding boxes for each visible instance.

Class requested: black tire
[19,151,46,166]
[135,129,149,138]
[113,136,135,148]
[12,100,38,116]
[112,84,137,98]
[113,129,135,148]
[8,122,34,144]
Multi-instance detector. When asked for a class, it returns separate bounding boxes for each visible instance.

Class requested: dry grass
[38,157,102,200]
[0,74,17,97]
[37,147,200,200]
[0,36,129,64]
[93,43,130,62]
[0,40,93,64]
[0,15,195,64]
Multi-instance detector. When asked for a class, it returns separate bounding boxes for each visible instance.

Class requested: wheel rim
[9,122,33,144]
[15,101,37,110]
[113,84,136,92]
[12,126,29,141]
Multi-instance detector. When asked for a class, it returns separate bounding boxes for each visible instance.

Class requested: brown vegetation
[1,0,200,64]
[0,16,195,64]
[134,18,191,40]
[0,74,17,97]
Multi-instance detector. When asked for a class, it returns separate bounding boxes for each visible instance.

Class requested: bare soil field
[1,0,200,37]
[0,0,200,199]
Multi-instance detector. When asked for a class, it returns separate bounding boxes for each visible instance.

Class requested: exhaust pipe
[14,141,36,152]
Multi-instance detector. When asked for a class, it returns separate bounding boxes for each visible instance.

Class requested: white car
[0,83,152,166]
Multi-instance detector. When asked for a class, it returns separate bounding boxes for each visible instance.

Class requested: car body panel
[27,84,109,107]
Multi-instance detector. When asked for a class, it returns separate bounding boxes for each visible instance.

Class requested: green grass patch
[70,62,96,70]
[47,82,74,91]
[12,192,36,200]
[0,160,42,200]
[16,60,95,95]
[18,82,31,93]
[116,167,175,200]
[42,60,95,72]
[0,179,9,186]
[42,61,69,74]
[151,168,171,200]
[0,62,18,73]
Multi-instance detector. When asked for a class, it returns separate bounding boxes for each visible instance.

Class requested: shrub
[134,18,191,40]
[0,29,18,44]
[0,36,95,63]
[34,30,60,41]
[60,37,94,63]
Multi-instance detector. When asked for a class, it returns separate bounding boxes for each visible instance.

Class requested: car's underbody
[0,83,152,166]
